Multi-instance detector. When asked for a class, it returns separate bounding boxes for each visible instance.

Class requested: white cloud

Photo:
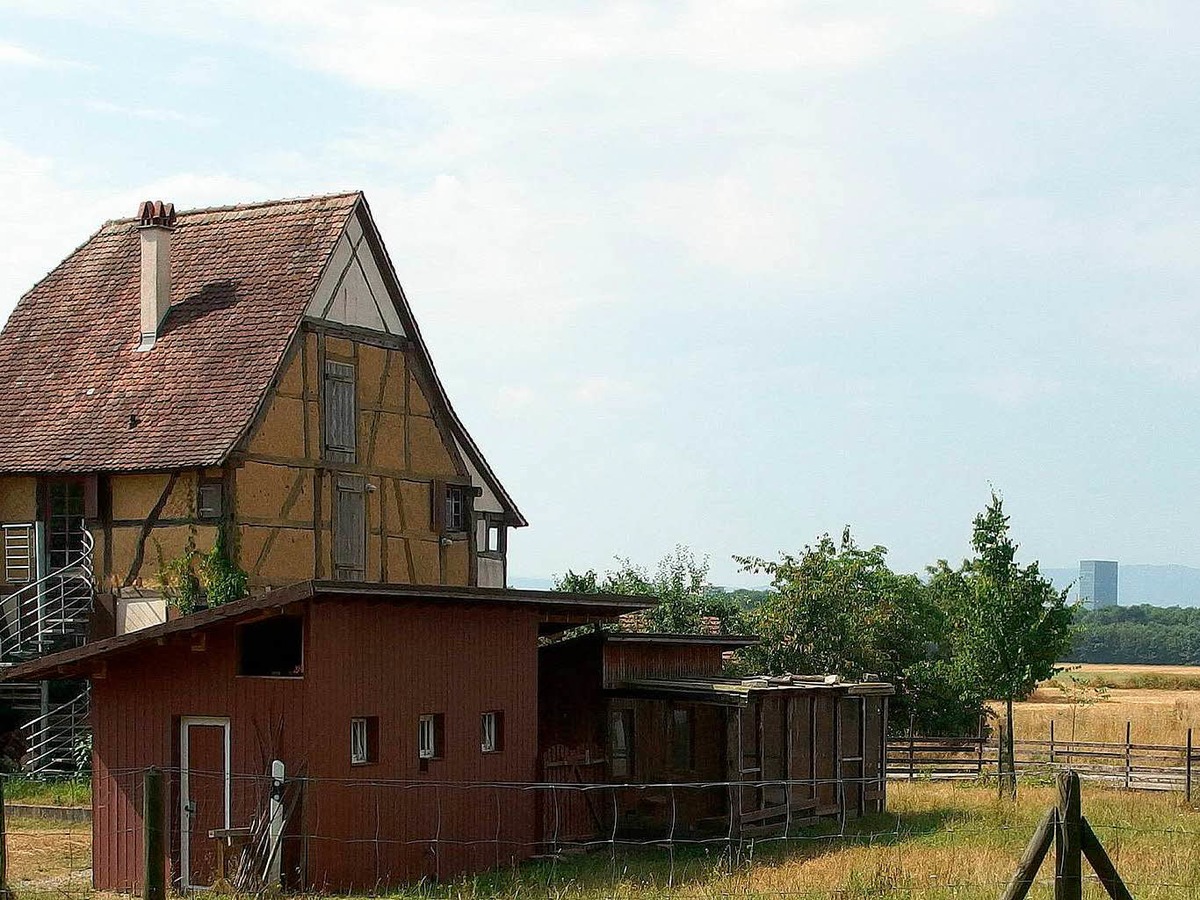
[86,100,215,127]
[0,40,79,68]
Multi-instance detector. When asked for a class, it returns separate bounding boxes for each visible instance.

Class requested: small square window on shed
[418,713,444,760]
[351,716,378,765]
[481,711,504,753]
[238,617,303,677]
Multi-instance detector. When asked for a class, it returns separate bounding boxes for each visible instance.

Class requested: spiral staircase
[0,525,94,776]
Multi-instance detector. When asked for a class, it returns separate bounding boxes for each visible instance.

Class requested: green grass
[2,775,90,807]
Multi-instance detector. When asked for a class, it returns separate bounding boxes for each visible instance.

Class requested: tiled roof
[0,192,360,472]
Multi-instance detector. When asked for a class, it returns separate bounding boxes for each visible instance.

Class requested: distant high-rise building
[1079,560,1118,609]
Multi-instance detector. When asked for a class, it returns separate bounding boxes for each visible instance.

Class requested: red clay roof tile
[0,192,360,472]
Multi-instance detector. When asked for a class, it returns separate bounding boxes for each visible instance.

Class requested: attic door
[334,474,366,581]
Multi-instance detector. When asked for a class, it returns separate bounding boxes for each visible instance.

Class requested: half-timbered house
[0,194,524,766]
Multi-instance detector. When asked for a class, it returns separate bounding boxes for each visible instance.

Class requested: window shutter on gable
[431,480,446,533]
[324,361,356,458]
[334,474,366,580]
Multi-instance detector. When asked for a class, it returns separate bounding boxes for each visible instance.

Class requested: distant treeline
[1071,605,1200,665]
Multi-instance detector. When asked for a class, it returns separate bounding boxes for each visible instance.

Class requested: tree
[946,492,1073,797]
[736,529,979,734]
[554,546,744,634]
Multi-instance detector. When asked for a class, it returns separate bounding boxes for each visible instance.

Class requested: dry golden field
[10,783,1200,900]
[1004,663,1200,746]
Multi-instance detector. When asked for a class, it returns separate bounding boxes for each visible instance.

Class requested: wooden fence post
[1123,721,1131,790]
[907,715,915,782]
[977,715,985,776]
[0,775,11,900]
[144,767,165,900]
[1049,720,1056,767]
[997,720,1005,801]
[1005,768,1133,900]
[999,807,1055,900]
[1055,771,1082,900]
[1187,728,1193,803]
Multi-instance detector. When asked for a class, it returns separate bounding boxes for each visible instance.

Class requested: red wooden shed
[539,631,892,841]
[2,582,648,892]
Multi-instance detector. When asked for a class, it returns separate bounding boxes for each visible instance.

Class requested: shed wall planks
[89,597,541,891]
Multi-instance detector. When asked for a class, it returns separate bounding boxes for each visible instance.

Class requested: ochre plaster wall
[235,329,473,590]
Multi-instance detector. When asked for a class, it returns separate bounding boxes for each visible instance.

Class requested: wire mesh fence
[6,770,1200,899]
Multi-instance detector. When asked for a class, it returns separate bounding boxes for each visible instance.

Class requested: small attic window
[197,480,223,520]
[238,617,303,677]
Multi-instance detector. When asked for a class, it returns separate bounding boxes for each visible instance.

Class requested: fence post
[997,720,1005,800]
[1049,720,1055,767]
[1055,771,1082,900]
[907,715,915,781]
[977,715,985,776]
[1123,721,1131,790]
[265,759,285,888]
[144,767,165,900]
[1187,728,1193,803]
[0,775,10,900]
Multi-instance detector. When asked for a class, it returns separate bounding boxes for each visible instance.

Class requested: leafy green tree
[555,546,744,634]
[945,493,1073,796]
[736,529,978,734]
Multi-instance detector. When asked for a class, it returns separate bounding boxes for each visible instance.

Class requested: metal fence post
[144,767,165,900]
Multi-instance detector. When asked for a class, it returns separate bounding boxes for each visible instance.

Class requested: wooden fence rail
[887,724,1197,797]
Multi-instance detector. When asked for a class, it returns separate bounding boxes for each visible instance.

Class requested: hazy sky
[1,2,1198,585]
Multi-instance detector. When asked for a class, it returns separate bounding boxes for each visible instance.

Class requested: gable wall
[235,328,472,590]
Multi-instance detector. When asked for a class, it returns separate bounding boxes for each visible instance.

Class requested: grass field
[1005,662,1200,746]
[8,782,1200,899]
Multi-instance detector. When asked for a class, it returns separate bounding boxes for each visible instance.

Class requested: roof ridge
[101,190,362,227]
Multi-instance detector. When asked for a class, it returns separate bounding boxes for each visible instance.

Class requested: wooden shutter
[324,361,357,460]
[333,474,366,581]
[431,480,446,533]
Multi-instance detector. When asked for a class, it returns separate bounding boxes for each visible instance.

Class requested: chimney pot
[135,200,175,352]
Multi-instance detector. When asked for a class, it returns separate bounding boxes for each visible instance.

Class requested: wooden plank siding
[90,597,540,892]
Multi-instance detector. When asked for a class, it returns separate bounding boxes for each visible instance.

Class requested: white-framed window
[481,711,503,753]
[351,717,369,764]
[418,713,441,760]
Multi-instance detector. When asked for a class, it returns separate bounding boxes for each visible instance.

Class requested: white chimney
[135,200,176,352]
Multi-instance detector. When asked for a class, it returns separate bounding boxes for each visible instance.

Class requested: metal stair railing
[22,685,90,776]
[0,526,94,663]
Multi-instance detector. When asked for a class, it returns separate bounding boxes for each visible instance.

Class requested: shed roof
[610,675,895,706]
[0,581,654,681]
[542,630,759,652]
